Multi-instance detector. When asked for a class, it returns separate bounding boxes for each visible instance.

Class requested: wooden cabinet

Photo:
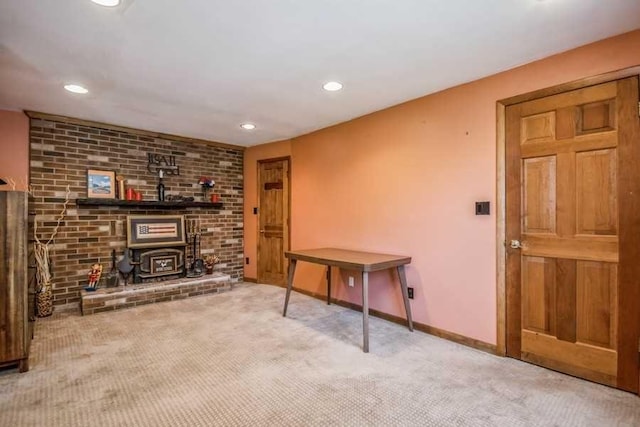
[0,191,34,372]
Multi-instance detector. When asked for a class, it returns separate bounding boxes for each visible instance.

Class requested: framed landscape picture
[87,169,116,199]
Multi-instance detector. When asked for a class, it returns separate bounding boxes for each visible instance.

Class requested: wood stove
[126,215,187,283]
[133,247,185,283]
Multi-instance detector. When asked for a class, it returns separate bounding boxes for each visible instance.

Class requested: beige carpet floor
[1,282,639,426]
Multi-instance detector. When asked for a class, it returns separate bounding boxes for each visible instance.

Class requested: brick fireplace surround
[29,115,244,312]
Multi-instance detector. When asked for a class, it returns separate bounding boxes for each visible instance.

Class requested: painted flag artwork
[127,215,186,248]
[136,223,178,239]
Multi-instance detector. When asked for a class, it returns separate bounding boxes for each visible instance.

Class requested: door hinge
[638,337,640,353]
[638,101,640,117]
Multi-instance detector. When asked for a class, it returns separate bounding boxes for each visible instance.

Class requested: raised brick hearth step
[80,273,231,315]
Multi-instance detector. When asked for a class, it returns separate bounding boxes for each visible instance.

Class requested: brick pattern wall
[29,118,244,312]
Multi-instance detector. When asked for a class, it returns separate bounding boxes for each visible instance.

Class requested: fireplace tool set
[186,220,205,278]
[106,249,119,287]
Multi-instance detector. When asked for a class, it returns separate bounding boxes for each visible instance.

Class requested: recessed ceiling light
[64,84,89,94]
[91,0,120,6]
[240,123,256,130]
[323,81,343,92]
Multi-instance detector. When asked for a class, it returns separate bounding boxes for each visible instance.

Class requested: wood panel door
[505,77,640,392]
[257,158,290,285]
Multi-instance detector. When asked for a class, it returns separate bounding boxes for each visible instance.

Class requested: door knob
[510,239,523,249]
[260,229,265,233]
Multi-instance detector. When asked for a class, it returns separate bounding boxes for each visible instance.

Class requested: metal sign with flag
[127,215,186,248]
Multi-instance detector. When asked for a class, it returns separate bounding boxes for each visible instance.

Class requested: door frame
[256,156,291,284]
[495,65,640,357]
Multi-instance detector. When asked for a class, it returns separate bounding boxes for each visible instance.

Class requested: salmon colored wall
[0,110,29,191]
[245,30,640,346]
[243,139,292,279]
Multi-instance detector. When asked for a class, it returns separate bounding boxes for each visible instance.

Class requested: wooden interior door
[257,158,290,285]
[505,77,640,392]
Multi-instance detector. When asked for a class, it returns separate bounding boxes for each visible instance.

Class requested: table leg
[282,259,297,317]
[326,266,332,305]
[362,271,369,353]
[397,265,414,331]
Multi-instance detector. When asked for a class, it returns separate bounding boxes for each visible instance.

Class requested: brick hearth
[80,273,231,315]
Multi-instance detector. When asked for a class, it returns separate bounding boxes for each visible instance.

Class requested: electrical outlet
[407,287,414,299]
[348,276,355,287]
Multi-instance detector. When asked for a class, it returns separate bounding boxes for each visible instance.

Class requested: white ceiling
[1,1,639,147]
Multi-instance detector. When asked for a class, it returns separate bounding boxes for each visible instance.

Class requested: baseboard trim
[243,277,258,283]
[411,319,497,355]
[275,283,497,355]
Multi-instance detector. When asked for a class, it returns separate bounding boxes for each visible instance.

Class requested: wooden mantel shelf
[75,198,223,209]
